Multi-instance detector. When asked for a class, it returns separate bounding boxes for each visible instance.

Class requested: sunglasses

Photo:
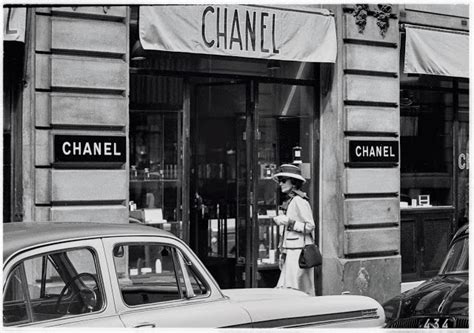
[278,178,290,184]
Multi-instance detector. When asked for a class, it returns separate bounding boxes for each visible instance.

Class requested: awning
[3,7,27,42]
[139,5,337,63]
[404,25,469,78]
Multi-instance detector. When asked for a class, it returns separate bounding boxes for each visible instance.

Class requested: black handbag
[298,224,322,268]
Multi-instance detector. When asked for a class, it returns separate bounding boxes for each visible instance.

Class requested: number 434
[423,318,452,328]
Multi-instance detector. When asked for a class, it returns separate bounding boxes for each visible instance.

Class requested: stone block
[345,168,399,194]
[51,93,127,127]
[52,17,126,54]
[35,129,51,166]
[344,227,400,254]
[344,44,398,73]
[35,168,51,204]
[51,205,128,223]
[51,55,127,91]
[345,75,399,104]
[340,256,401,304]
[344,198,399,226]
[35,92,51,127]
[35,14,51,52]
[51,169,127,202]
[345,106,399,134]
[35,53,51,90]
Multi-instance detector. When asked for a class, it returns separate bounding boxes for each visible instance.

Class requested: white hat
[272,164,306,184]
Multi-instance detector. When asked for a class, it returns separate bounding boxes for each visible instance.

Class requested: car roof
[3,222,175,263]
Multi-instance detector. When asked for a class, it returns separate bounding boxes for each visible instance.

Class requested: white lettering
[376,146,382,156]
[113,143,121,156]
[104,142,112,155]
[62,142,71,155]
[362,146,369,156]
[93,142,101,155]
[383,146,389,157]
[355,146,362,157]
[73,142,81,155]
[389,146,395,157]
[83,142,92,155]
[369,146,375,157]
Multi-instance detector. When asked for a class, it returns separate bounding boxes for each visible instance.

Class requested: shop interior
[399,72,469,281]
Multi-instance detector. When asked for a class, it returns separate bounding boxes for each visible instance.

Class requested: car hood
[397,274,468,317]
[222,288,385,327]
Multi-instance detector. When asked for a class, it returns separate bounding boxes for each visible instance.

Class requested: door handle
[134,322,156,328]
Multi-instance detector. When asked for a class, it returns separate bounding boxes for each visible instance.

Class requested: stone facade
[23,6,129,222]
[320,4,401,303]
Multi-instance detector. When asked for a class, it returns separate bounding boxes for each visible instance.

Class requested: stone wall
[23,6,129,222]
[320,4,401,303]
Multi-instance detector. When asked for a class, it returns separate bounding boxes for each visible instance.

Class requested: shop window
[400,75,454,207]
[129,74,184,238]
[400,73,469,282]
[255,83,314,270]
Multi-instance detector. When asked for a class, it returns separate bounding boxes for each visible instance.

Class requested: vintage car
[383,224,469,329]
[3,222,385,328]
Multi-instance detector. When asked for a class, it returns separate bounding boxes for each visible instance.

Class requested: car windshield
[439,237,468,274]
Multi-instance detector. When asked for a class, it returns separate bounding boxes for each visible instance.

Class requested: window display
[400,75,455,207]
[255,83,314,269]
[129,74,184,238]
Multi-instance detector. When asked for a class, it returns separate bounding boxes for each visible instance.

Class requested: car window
[177,251,209,296]
[440,237,468,274]
[113,243,185,306]
[112,243,209,306]
[3,265,29,325]
[3,248,104,326]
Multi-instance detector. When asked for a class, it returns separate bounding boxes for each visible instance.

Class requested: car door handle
[133,322,156,328]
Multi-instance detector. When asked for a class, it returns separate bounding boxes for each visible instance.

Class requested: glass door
[190,79,316,289]
[190,79,258,288]
[254,82,315,287]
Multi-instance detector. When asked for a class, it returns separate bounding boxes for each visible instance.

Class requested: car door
[102,235,252,328]
[3,239,123,327]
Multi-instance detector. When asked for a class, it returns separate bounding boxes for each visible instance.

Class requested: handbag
[298,223,322,268]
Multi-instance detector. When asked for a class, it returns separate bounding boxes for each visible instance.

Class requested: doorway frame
[129,65,321,288]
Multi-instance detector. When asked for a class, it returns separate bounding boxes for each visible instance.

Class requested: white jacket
[279,196,315,250]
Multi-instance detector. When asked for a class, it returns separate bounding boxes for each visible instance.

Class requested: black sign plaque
[54,135,126,163]
[349,140,398,163]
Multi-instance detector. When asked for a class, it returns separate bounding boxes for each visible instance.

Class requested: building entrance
[190,78,316,288]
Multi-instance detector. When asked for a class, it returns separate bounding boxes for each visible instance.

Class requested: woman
[272,164,315,296]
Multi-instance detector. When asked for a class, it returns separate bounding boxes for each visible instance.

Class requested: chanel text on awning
[202,6,280,54]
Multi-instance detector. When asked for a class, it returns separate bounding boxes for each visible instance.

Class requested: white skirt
[276,249,315,296]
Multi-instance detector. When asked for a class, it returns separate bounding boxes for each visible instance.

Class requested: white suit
[275,194,315,296]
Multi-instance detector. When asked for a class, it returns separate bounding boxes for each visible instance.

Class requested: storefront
[397,4,469,282]
[127,5,335,288]
[3,4,469,303]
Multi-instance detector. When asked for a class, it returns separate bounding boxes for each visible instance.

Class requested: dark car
[383,224,468,329]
